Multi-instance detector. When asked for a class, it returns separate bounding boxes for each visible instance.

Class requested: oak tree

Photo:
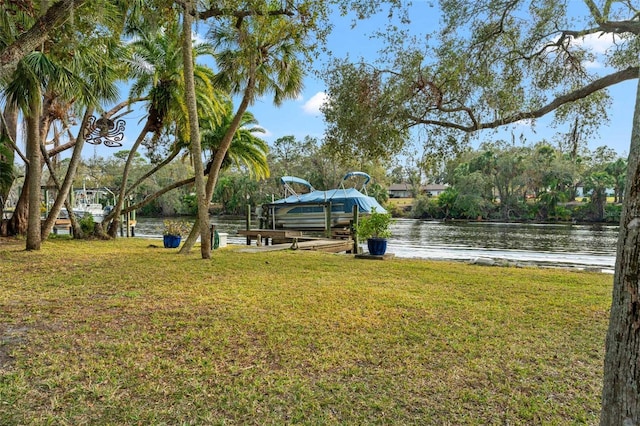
[322,1,639,422]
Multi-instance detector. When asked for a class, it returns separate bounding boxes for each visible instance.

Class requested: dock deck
[237,229,303,245]
[236,226,358,254]
[238,237,356,254]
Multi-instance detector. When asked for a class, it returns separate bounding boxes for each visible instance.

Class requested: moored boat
[69,187,113,223]
[262,172,386,230]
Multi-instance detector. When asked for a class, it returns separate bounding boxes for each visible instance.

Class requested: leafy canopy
[321,0,639,160]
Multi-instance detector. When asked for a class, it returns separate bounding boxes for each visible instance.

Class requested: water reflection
[135,217,618,272]
[388,219,617,272]
[394,220,617,254]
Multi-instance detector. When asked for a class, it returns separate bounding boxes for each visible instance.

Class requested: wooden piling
[324,202,332,238]
[352,204,360,254]
[246,205,252,245]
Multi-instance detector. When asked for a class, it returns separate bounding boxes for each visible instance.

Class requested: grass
[0,237,611,425]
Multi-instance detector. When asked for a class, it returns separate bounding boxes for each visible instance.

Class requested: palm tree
[3,52,67,247]
[180,11,304,254]
[605,158,627,204]
[103,17,226,238]
[584,171,615,222]
[538,178,568,221]
[1,1,125,244]
[40,30,126,239]
[201,106,270,181]
[181,0,212,257]
[120,104,270,220]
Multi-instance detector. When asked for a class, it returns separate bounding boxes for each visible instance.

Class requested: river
[134,217,618,273]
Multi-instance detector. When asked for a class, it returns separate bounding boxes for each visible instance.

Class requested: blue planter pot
[163,235,181,248]
[367,238,388,256]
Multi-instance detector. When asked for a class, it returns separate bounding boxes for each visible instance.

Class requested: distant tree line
[401,141,626,224]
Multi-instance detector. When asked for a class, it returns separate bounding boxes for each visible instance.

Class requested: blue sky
[242,3,636,159]
[86,3,636,162]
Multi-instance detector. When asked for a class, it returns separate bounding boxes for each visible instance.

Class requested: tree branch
[122,176,195,215]
[198,7,294,20]
[408,66,639,132]
[0,110,28,164]
[599,20,640,35]
[0,0,87,80]
[124,147,182,198]
[103,97,147,118]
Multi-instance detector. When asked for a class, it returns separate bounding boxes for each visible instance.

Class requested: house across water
[388,183,448,199]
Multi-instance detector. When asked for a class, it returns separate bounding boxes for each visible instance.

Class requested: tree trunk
[0,0,88,80]
[105,122,150,237]
[25,95,42,250]
[124,147,181,199]
[179,86,254,254]
[600,76,640,425]
[180,1,211,259]
[0,103,18,223]
[41,107,93,237]
[7,176,28,235]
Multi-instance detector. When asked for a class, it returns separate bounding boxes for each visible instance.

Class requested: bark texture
[25,98,41,250]
[181,1,211,258]
[601,76,640,425]
[104,122,150,237]
[41,107,93,237]
[0,104,18,224]
[0,0,87,80]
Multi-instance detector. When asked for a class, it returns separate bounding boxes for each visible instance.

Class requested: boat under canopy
[263,172,386,230]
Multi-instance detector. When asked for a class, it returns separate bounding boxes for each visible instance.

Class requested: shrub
[163,220,191,237]
[356,207,393,240]
[79,213,95,235]
[605,204,622,223]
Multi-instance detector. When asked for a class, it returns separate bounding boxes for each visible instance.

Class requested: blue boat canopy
[280,176,314,189]
[272,187,387,214]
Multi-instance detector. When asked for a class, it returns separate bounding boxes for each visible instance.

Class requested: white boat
[263,172,387,230]
[69,187,113,223]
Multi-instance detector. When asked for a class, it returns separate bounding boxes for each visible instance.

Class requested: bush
[605,204,622,223]
[411,195,432,219]
[79,213,95,235]
[387,203,407,218]
[356,207,393,240]
[568,203,591,222]
[554,205,572,221]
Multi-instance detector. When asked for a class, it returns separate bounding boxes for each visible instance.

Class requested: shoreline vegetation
[0,238,610,424]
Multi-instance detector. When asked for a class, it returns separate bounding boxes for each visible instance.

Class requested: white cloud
[302,92,327,115]
[572,32,624,69]
[572,32,620,55]
[514,118,534,128]
[544,31,622,69]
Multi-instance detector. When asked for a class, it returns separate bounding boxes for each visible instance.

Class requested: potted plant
[163,220,190,248]
[355,207,393,255]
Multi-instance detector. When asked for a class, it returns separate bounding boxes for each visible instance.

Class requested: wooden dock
[52,218,72,235]
[236,222,359,254]
[237,229,303,245]
[238,237,356,254]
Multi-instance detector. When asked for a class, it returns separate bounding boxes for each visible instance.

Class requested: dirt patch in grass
[0,324,28,371]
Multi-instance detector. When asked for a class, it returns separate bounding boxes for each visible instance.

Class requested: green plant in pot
[355,207,392,255]
[163,220,190,248]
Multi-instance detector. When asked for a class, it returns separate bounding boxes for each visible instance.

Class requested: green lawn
[0,238,611,425]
